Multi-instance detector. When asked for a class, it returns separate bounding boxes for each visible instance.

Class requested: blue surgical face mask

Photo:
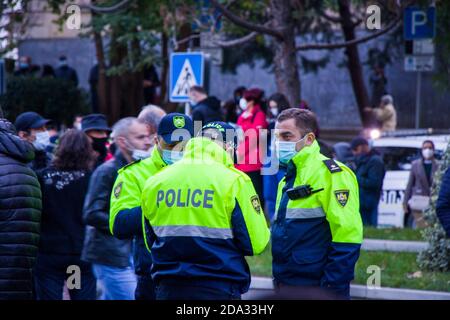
[275,135,308,165]
[162,149,183,165]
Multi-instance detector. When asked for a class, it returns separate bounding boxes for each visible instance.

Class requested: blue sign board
[404,7,436,40]
[169,52,204,103]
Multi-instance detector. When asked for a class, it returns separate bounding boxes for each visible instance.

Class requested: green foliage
[417,141,450,272]
[0,76,90,126]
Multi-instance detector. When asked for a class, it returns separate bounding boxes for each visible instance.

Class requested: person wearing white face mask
[82,117,151,300]
[404,140,439,228]
[272,108,362,299]
[14,111,52,172]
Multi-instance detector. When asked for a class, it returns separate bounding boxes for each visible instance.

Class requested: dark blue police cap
[82,114,111,133]
[157,113,194,144]
[350,137,369,150]
[14,111,50,132]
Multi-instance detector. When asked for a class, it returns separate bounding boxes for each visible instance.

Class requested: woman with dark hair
[267,93,291,120]
[236,88,268,208]
[34,129,97,300]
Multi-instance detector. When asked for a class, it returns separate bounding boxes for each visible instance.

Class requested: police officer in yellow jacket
[272,108,363,299]
[110,113,194,299]
[141,122,270,300]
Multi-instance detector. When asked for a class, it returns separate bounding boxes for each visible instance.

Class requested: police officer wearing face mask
[14,111,52,173]
[109,113,193,300]
[272,108,363,300]
[140,121,270,300]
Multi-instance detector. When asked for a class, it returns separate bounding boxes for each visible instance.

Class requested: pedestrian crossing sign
[169,52,204,102]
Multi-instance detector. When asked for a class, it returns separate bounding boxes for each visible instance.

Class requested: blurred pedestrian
[34,129,97,300]
[365,95,397,132]
[143,64,161,105]
[81,114,112,168]
[55,55,79,87]
[0,118,42,300]
[138,104,167,146]
[369,65,387,108]
[224,86,247,123]
[437,167,450,238]
[41,64,55,78]
[189,86,223,128]
[263,92,291,220]
[235,88,268,208]
[404,140,439,228]
[110,113,193,300]
[15,111,52,173]
[14,56,39,76]
[82,117,151,300]
[350,137,385,226]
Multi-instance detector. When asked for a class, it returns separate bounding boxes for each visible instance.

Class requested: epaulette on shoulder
[322,159,343,173]
[118,159,141,173]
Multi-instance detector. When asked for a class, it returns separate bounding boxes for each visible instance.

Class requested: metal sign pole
[185,101,191,116]
[415,71,422,129]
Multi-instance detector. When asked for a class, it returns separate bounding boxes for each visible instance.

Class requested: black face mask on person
[91,137,108,162]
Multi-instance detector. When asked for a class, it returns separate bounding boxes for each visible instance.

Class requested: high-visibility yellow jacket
[141,137,270,294]
[272,140,363,298]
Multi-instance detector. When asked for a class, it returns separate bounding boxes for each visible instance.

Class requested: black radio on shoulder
[286,184,324,200]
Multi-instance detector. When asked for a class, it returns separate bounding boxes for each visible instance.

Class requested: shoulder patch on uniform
[334,189,349,207]
[251,195,262,214]
[323,159,342,173]
[114,181,123,199]
[121,159,141,171]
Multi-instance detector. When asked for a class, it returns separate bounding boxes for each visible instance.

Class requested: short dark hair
[52,129,96,171]
[190,85,207,95]
[423,140,435,149]
[277,108,318,136]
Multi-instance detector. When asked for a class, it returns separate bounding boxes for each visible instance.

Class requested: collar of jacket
[183,137,233,167]
[286,139,321,175]
[114,150,128,168]
[150,145,167,170]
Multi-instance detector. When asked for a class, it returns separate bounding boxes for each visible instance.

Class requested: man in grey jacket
[81,117,152,300]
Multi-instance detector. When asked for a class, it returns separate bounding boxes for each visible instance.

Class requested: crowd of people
[0,81,448,301]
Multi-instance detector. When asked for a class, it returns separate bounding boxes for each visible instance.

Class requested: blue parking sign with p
[404,7,436,40]
[169,52,204,103]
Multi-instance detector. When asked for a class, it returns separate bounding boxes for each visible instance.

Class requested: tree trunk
[93,31,108,116]
[338,0,371,126]
[160,31,169,105]
[270,0,301,108]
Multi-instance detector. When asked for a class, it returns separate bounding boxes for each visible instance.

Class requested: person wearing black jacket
[34,129,97,300]
[188,86,223,129]
[82,117,151,300]
[351,137,386,226]
[14,111,52,173]
[437,167,450,238]
[0,118,42,300]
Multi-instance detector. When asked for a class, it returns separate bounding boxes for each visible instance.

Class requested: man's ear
[17,130,28,139]
[305,133,315,146]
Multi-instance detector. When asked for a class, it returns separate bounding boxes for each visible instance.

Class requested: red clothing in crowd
[235,104,268,173]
